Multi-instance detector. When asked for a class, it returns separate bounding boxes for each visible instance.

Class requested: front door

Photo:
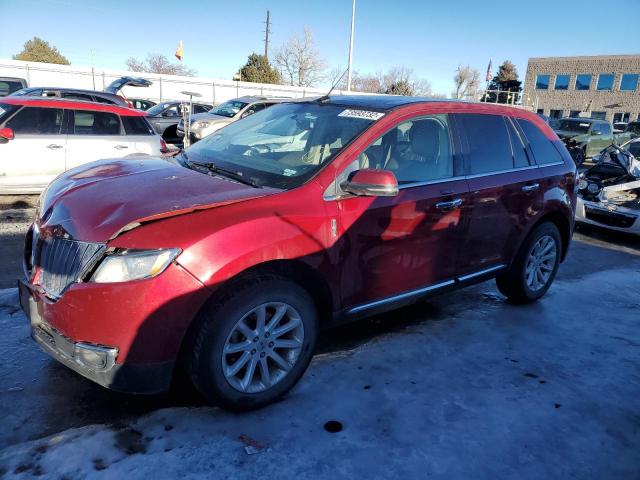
[0,106,66,192]
[336,114,470,310]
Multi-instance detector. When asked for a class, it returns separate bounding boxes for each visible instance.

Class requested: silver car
[177,96,285,143]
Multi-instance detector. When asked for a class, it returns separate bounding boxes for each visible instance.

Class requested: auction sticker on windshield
[338,109,385,121]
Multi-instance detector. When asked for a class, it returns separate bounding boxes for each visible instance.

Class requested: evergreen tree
[482,60,522,104]
[13,37,70,65]
[239,53,281,84]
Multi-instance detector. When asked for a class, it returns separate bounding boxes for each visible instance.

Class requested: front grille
[26,226,105,298]
[585,205,637,229]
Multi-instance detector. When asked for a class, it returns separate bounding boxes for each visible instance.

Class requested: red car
[19,96,577,410]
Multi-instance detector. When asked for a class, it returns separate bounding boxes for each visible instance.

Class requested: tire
[496,222,562,304]
[186,276,318,410]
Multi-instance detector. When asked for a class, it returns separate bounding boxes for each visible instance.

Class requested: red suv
[19,96,576,409]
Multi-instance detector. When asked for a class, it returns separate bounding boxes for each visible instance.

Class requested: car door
[336,114,471,310]
[0,106,66,192]
[65,109,126,170]
[453,113,543,276]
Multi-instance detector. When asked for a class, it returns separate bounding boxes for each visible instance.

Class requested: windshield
[555,119,591,134]
[209,100,249,118]
[625,141,640,158]
[184,102,380,189]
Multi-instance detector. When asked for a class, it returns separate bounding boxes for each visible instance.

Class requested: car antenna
[317,67,350,104]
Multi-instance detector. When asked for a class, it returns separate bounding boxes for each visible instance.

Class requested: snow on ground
[1,263,639,479]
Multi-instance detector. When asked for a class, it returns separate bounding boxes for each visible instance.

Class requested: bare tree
[274,28,326,87]
[453,65,480,99]
[126,53,197,77]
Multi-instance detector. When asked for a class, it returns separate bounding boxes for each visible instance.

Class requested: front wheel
[496,222,562,303]
[187,277,318,410]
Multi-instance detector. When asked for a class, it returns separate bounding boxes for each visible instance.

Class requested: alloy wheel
[222,302,305,393]
[525,234,557,291]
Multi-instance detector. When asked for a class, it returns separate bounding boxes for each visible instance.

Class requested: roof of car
[562,117,604,123]
[0,97,146,116]
[17,86,119,97]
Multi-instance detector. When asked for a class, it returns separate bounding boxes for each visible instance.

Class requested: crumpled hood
[38,157,279,242]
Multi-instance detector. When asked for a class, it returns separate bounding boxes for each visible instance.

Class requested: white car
[576,141,640,235]
[0,97,167,194]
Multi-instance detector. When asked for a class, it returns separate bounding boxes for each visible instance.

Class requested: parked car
[576,140,640,235]
[0,77,27,97]
[0,97,166,193]
[19,96,576,410]
[9,76,152,108]
[614,121,640,145]
[613,121,628,134]
[145,101,212,143]
[177,96,285,143]
[127,98,157,111]
[552,117,613,165]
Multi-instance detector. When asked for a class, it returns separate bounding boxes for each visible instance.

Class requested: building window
[613,113,631,123]
[554,74,570,90]
[569,110,581,118]
[590,111,606,120]
[623,113,630,122]
[620,74,639,92]
[597,74,614,91]
[575,74,591,90]
[536,108,544,115]
[550,109,564,119]
[535,74,550,90]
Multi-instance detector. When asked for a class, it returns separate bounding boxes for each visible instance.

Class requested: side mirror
[341,168,399,197]
[0,127,14,144]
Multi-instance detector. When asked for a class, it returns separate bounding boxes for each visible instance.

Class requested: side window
[62,92,94,102]
[362,114,453,184]
[162,106,179,117]
[5,107,63,134]
[505,118,530,168]
[73,110,121,135]
[193,104,208,114]
[94,96,116,105]
[516,119,564,165]
[458,114,513,174]
[121,116,154,135]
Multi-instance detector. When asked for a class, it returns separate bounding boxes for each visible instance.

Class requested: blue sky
[1,0,639,95]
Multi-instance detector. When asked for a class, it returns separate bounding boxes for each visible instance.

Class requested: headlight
[91,248,180,283]
[587,183,600,194]
[577,179,588,190]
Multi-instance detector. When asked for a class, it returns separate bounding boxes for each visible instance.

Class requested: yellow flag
[175,41,183,61]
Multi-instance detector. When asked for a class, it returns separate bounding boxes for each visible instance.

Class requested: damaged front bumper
[576,181,640,234]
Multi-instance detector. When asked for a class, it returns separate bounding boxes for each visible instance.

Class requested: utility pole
[264,10,271,59]
[347,0,355,91]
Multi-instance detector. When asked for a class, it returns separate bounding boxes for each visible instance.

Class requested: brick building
[522,55,640,123]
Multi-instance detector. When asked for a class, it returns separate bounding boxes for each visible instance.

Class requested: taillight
[160,138,168,153]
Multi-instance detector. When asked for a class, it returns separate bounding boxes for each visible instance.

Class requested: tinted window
[6,107,63,134]
[0,103,20,123]
[93,95,117,105]
[620,74,639,91]
[575,74,591,90]
[0,80,25,96]
[516,119,563,165]
[535,75,550,90]
[459,114,513,174]
[193,104,209,114]
[363,115,452,184]
[506,119,530,168]
[597,74,614,91]
[554,74,570,90]
[73,110,121,135]
[121,116,154,135]
[62,92,94,102]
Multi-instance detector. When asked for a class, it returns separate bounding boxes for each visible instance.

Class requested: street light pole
[347,0,355,91]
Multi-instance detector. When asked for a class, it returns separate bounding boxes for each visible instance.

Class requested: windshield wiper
[192,161,261,188]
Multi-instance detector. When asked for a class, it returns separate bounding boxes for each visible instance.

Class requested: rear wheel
[496,222,562,303]
[187,277,318,410]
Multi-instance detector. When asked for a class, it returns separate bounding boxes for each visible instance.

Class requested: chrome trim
[342,181,399,197]
[538,161,564,168]
[464,165,538,180]
[458,264,506,282]
[398,176,464,190]
[347,279,455,314]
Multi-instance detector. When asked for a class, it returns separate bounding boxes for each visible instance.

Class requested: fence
[0,59,366,104]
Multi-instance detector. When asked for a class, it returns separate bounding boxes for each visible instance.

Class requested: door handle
[435,198,463,211]
[114,145,129,150]
[47,144,63,150]
[521,183,540,193]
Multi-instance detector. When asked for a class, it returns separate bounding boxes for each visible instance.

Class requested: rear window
[0,80,25,96]
[73,110,121,135]
[516,119,564,165]
[121,115,155,135]
[458,114,514,174]
[5,106,64,134]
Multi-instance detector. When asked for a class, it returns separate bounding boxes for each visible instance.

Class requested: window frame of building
[575,74,592,91]
[619,74,639,92]
[535,74,550,90]
[549,109,564,120]
[554,74,570,90]
[590,111,606,120]
[569,110,581,118]
[596,74,614,91]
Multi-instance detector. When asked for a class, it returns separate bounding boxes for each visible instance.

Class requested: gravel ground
[0,196,37,289]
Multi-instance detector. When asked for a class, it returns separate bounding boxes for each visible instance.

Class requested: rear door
[65,109,126,169]
[0,106,66,192]
[453,113,543,275]
[120,115,161,155]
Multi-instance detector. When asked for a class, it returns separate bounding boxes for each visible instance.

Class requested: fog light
[74,343,118,370]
